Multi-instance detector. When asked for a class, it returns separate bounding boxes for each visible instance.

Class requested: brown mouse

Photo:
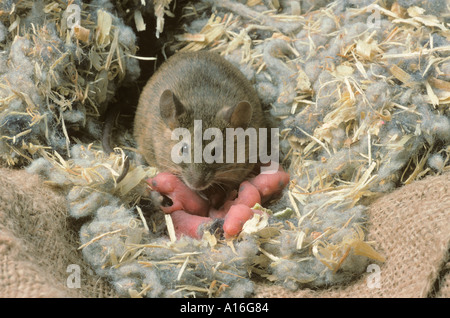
[134,51,266,205]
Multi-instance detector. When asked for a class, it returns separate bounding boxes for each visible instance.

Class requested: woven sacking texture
[255,171,450,298]
[0,168,116,298]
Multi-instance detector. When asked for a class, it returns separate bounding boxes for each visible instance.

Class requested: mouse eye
[179,142,189,156]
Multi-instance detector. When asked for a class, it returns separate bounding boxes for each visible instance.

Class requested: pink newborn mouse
[147,165,290,239]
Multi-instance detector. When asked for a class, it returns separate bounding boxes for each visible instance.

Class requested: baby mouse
[134,51,266,205]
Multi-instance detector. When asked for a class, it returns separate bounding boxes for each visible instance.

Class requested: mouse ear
[217,101,253,129]
[159,89,185,128]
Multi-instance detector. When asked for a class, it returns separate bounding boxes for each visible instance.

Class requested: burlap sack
[0,168,116,298]
[0,167,449,298]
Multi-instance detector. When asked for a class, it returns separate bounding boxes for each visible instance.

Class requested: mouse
[133,51,266,206]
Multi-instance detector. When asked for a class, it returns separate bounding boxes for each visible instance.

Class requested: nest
[2,0,449,297]
[0,0,141,165]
